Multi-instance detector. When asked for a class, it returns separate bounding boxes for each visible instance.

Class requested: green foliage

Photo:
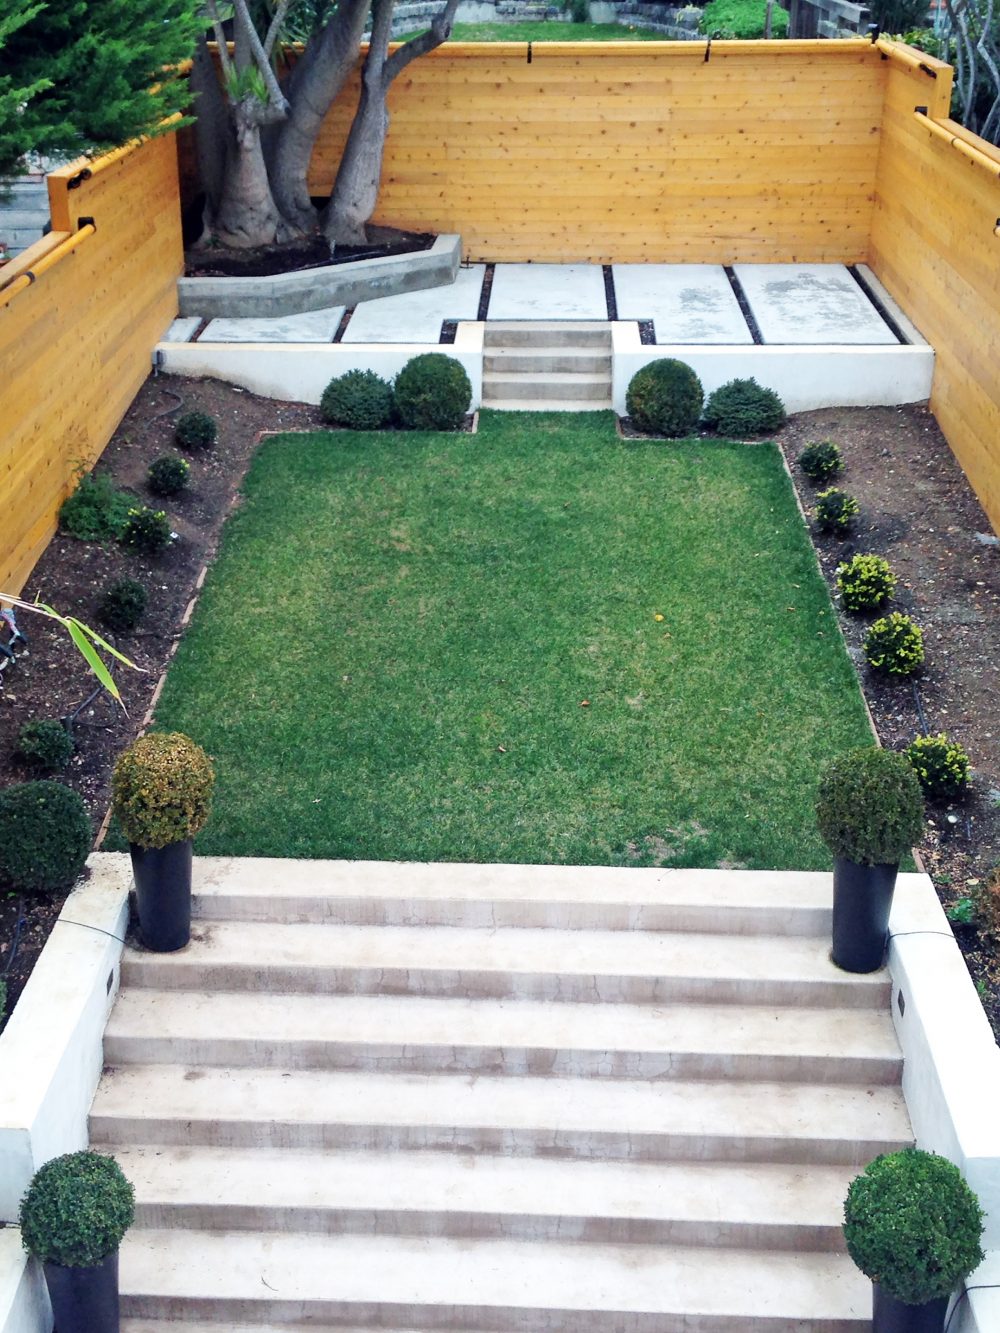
[905,733,971,800]
[700,0,789,38]
[393,354,472,431]
[148,455,191,498]
[19,1151,135,1269]
[16,720,74,772]
[701,378,785,437]
[175,411,218,452]
[869,0,932,34]
[843,1150,984,1304]
[58,472,132,542]
[320,369,394,430]
[814,488,859,536]
[864,612,925,676]
[836,554,897,613]
[626,359,704,437]
[816,746,925,865]
[98,577,148,634]
[112,732,214,849]
[946,896,976,925]
[567,0,590,22]
[120,507,172,556]
[0,781,91,893]
[797,441,843,485]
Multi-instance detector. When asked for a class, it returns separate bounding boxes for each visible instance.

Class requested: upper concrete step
[484,348,613,375]
[118,1230,870,1329]
[120,920,888,1009]
[90,1066,912,1165]
[103,990,902,1083]
[484,320,612,349]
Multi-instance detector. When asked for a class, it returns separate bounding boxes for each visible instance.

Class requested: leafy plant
[816,747,924,866]
[701,377,785,436]
[15,719,74,772]
[626,359,704,437]
[58,472,132,542]
[393,354,472,431]
[904,733,971,800]
[175,411,218,452]
[148,454,191,497]
[946,896,976,925]
[0,593,136,706]
[112,732,214,849]
[19,1151,135,1269]
[320,369,394,430]
[700,0,789,38]
[843,1149,984,1304]
[120,507,172,556]
[814,488,859,535]
[836,554,897,613]
[798,441,843,484]
[864,612,925,676]
[98,577,148,634]
[0,781,91,893]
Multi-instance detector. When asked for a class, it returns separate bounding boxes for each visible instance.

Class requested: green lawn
[151,411,872,868]
[398,22,667,41]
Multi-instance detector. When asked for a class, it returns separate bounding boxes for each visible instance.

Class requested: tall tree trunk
[189,34,229,243]
[214,106,291,247]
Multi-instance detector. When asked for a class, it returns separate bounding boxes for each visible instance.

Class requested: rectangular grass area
[152,411,873,869]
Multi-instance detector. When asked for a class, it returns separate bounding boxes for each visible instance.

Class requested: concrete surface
[201,306,345,344]
[733,263,899,345]
[164,316,201,344]
[487,264,608,321]
[613,264,753,344]
[343,264,485,343]
[0,1230,48,1333]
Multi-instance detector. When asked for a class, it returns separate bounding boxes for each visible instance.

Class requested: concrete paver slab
[613,265,753,344]
[164,317,201,343]
[343,265,485,343]
[201,306,345,344]
[733,264,898,345]
[487,264,607,321]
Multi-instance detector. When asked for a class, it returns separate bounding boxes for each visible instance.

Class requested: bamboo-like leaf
[65,618,140,671]
[65,620,125,705]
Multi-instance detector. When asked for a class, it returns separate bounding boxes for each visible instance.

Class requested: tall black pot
[831,856,898,973]
[130,839,192,952]
[873,1282,949,1333]
[44,1249,119,1333]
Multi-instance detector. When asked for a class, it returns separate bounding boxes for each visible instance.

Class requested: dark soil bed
[184,226,435,279]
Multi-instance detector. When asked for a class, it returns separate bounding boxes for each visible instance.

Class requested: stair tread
[484,370,612,383]
[480,398,614,411]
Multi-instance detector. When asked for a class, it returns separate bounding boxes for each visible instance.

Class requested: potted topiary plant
[815,747,925,972]
[19,1149,135,1333]
[843,1149,984,1333]
[112,732,214,951]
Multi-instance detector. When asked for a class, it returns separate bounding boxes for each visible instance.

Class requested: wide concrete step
[480,395,614,412]
[483,371,611,401]
[484,348,612,374]
[121,921,888,1009]
[118,1230,870,1329]
[90,1066,912,1165]
[484,320,612,348]
[103,991,902,1083]
[187,857,839,936]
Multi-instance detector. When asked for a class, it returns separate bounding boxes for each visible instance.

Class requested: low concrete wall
[0,1233,47,1333]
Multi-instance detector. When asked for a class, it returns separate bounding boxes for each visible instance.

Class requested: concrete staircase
[482,322,613,411]
[92,858,912,1331]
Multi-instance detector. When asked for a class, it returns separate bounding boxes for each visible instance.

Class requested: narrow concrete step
[120,921,888,1009]
[483,372,611,402]
[103,991,902,1083]
[484,320,612,348]
[118,1230,870,1329]
[90,1066,912,1165]
[0,208,51,229]
[115,1145,855,1250]
[484,348,612,374]
[480,396,614,412]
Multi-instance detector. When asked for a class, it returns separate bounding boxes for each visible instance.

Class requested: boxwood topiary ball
[393,353,472,431]
[320,369,394,430]
[174,411,218,452]
[625,359,704,437]
[15,720,74,772]
[702,377,786,437]
[112,732,214,849]
[815,746,924,866]
[19,1150,135,1268]
[0,781,91,893]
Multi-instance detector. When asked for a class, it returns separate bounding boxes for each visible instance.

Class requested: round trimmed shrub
[864,612,924,676]
[701,377,785,436]
[112,732,214,849]
[843,1149,984,1305]
[0,781,91,893]
[19,1150,135,1268]
[320,369,394,430]
[626,359,704,437]
[98,577,147,634]
[814,487,859,536]
[836,554,897,613]
[904,733,971,800]
[816,747,924,866]
[393,353,471,431]
[120,507,172,556]
[16,720,74,772]
[174,410,217,452]
[797,441,843,484]
[148,454,190,497]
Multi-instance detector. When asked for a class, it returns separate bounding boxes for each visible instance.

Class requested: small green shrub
[120,507,172,556]
[148,454,191,497]
[700,0,789,37]
[836,554,897,612]
[174,410,218,452]
[0,781,92,893]
[905,733,971,800]
[58,473,132,542]
[98,577,147,634]
[798,441,843,485]
[19,1150,135,1268]
[814,488,859,535]
[320,369,394,430]
[567,0,589,21]
[864,612,925,676]
[393,353,472,431]
[626,359,704,437]
[815,747,924,865]
[843,1149,984,1305]
[112,732,214,849]
[701,378,785,436]
[16,720,74,772]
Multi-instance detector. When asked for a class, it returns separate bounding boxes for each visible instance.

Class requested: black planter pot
[130,839,192,952]
[44,1250,119,1333]
[873,1282,949,1333]
[831,856,898,973]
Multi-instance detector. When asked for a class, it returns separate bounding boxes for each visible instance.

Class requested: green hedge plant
[19,1151,135,1269]
[15,720,74,772]
[905,733,971,800]
[98,577,147,634]
[0,781,91,893]
[864,612,924,676]
[393,354,471,431]
[120,507,172,556]
[626,359,704,437]
[836,554,897,612]
[797,441,843,485]
[701,377,785,436]
[58,473,132,542]
[148,455,190,497]
[700,0,789,37]
[814,488,859,535]
[816,747,924,866]
[112,732,214,849]
[320,369,394,430]
[174,411,218,452]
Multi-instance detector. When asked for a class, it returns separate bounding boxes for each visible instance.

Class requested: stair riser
[119,960,888,1011]
[482,377,610,402]
[481,398,613,412]
[484,326,611,349]
[484,354,612,374]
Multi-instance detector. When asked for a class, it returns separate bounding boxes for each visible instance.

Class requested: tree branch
[263,0,294,59]
[204,0,235,82]
[232,0,290,112]
[384,0,459,83]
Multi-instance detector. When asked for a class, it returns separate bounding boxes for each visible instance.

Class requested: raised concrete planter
[0,1230,47,1333]
[178,234,462,320]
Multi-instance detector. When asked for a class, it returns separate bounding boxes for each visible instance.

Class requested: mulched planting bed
[184,227,435,279]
